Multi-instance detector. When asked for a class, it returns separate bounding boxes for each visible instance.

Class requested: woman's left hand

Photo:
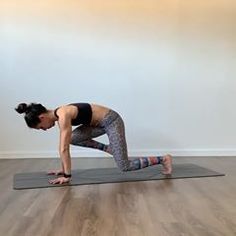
[49,176,71,185]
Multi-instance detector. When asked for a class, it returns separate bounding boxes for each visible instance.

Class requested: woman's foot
[161,154,172,175]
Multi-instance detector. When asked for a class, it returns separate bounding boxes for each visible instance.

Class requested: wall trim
[0,149,236,159]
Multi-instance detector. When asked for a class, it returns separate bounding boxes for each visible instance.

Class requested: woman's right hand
[47,170,64,176]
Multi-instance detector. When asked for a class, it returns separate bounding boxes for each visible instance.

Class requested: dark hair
[15,103,48,128]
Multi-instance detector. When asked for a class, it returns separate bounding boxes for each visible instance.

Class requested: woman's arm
[49,110,72,184]
[58,116,72,175]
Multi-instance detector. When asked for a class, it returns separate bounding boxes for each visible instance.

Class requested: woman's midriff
[90,104,110,126]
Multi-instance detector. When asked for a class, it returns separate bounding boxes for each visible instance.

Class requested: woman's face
[36,114,55,131]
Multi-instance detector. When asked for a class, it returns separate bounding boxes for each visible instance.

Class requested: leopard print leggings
[70,110,162,171]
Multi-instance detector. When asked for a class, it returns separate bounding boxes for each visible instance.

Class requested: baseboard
[0,149,236,159]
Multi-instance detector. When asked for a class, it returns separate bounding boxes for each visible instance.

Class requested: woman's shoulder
[55,105,78,120]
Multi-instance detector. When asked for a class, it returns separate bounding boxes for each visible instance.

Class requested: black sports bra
[54,103,92,126]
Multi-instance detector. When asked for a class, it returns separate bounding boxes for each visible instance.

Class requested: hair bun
[15,103,29,114]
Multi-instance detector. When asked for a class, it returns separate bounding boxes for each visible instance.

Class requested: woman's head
[15,103,55,130]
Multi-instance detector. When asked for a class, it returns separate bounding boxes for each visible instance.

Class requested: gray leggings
[70,110,131,171]
[70,110,163,171]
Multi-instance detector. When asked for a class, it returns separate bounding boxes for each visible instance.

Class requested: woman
[15,102,172,185]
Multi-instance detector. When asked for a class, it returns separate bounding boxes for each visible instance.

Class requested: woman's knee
[117,160,131,172]
[70,133,82,145]
[70,136,76,145]
[119,166,130,172]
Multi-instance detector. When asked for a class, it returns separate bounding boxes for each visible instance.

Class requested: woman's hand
[47,170,64,176]
[48,176,71,185]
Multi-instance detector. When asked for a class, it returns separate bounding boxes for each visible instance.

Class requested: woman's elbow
[59,147,70,154]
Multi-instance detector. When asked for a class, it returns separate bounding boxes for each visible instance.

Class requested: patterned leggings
[70,110,163,171]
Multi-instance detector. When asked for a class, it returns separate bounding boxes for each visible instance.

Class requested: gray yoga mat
[13,163,225,190]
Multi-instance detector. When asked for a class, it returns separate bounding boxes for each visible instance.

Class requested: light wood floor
[0,156,235,236]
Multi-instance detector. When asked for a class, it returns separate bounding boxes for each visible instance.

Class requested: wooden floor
[0,156,235,236]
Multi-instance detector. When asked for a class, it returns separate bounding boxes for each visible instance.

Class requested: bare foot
[161,154,172,175]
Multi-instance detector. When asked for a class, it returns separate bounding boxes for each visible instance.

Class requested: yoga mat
[13,163,225,190]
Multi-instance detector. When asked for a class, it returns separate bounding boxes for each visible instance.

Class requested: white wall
[1,0,236,158]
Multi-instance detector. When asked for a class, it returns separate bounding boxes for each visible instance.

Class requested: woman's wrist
[64,173,72,178]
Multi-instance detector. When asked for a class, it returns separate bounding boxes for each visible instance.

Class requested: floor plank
[0,157,235,236]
